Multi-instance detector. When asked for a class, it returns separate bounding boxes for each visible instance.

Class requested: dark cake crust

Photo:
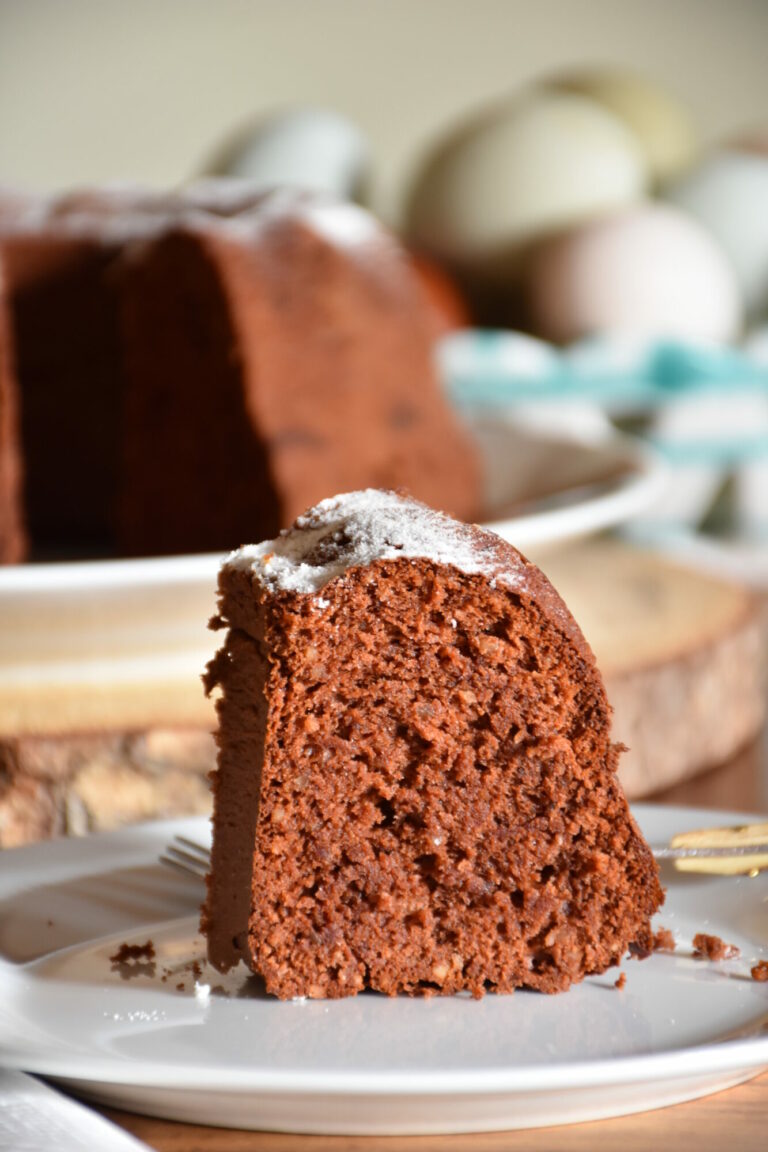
[204,495,663,998]
[0,268,24,563]
[0,186,173,556]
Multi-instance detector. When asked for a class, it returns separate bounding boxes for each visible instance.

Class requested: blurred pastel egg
[524,203,742,344]
[552,69,696,186]
[727,128,768,158]
[203,107,371,203]
[666,151,768,317]
[406,91,647,272]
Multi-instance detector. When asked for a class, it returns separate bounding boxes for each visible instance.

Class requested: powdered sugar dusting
[0,183,179,244]
[225,490,525,594]
[0,182,382,255]
[203,188,383,256]
[299,201,379,248]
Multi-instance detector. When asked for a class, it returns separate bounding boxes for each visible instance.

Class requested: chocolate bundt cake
[203,490,663,999]
[0,184,480,560]
[117,192,479,555]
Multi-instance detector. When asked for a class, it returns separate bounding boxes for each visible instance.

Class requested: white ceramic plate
[1,804,766,1135]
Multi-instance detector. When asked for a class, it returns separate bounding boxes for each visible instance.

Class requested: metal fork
[162,823,768,880]
[161,835,210,879]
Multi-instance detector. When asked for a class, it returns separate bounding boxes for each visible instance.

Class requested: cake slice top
[223,490,513,594]
[223,490,591,659]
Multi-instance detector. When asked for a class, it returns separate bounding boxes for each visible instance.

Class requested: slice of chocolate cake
[204,490,663,999]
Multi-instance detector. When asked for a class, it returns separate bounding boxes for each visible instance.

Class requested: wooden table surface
[97,735,768,1152]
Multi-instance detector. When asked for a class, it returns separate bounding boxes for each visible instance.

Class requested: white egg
[524,203,742,344]
[552,69,697,186]
[406,90,647,271]
[666,151,768,318]
[204,107,371,203]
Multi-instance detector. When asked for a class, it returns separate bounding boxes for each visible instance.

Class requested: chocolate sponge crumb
[109,940,156,963]
[628,941,652,960]
[109,939,156,980]
[692,933,740,961]
[653,928,676,952]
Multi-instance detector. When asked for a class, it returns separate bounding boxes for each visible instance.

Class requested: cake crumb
[110,940,156,963]
[653,928,676,952]
[109,940,156,980]
[628,941,652,960]
[750,960,768,982]
[692,933,740,961]
[615,972,627,990]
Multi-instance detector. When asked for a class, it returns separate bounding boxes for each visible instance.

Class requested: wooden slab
[0,728,214,847]
[534,540,768,797]
[2,541,765,846]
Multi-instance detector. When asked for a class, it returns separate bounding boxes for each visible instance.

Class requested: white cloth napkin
[0,1070,150,1151]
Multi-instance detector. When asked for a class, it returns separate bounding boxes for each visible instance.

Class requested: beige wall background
[1,0,767,221]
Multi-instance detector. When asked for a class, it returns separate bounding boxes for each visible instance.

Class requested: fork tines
[160,835,211,879]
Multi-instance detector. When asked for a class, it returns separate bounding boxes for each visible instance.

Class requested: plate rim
[0,431,664,595]
[4,1035,768,1097]
[1,803,767,1096]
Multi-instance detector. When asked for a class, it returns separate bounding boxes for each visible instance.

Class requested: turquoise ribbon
[444,333,768,410]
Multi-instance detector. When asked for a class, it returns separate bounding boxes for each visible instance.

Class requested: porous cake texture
[204,490,663,999]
